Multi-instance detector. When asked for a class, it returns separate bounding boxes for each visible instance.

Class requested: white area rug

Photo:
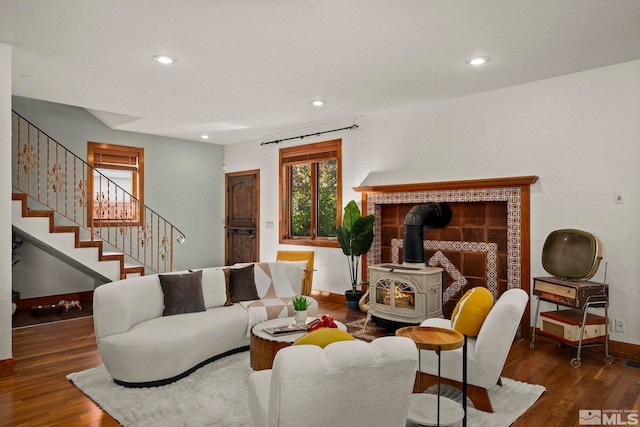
[67,351,544,427]
[422,379,546,427]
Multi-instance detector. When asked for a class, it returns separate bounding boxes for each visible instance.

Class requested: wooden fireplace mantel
[353,175,538,194]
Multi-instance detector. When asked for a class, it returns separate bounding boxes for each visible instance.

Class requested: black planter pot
[344,290,364,311]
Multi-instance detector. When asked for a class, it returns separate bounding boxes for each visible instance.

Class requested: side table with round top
[396,326,467,427]
[250,317,347,371]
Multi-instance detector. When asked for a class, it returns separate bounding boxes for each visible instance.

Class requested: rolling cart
[530,276,612,367]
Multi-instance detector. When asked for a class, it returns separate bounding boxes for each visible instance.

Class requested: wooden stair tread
[78,240,102,248]
[53,226,79,233]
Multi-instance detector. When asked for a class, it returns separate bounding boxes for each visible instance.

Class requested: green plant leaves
[337,200,374,256]
[341,200,360,232]
[350,214,374,256]
[292,295,311,310]
[336,200,375,291]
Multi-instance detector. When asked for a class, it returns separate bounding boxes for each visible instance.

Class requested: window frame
[87,142,144,226]
[279,139,342,248]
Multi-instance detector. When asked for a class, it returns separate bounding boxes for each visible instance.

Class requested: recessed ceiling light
[465,56,491,66]
[311,100,326,107]
[153,54,177,65]
[201,134,209,139]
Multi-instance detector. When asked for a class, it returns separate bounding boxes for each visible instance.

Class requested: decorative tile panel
[391,239,498,301]
[366,187,522,290]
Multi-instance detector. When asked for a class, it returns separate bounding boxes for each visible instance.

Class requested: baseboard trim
[584,339,640,361]
[16,290,93,310]
[310,290,344,305]
[0,358,15,377]
[531,328,640,360]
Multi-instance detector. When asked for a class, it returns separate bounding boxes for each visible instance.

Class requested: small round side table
[396,326,467,427]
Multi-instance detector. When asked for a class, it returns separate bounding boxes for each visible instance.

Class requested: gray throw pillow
[159,270,206,316]
[229,264,259,302]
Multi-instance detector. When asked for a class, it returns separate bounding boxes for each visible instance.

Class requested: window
[87,142,144,225]
[279,139,342,247]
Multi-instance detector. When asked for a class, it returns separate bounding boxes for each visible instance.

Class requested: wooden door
[225,170,260,265]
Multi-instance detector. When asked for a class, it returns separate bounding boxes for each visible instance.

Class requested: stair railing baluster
[25,123,30,200]
[16,116,20,189]
[170,228,175,272]
[64,149,69,218]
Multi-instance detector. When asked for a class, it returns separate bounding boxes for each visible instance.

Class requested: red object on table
[306,314,337,332]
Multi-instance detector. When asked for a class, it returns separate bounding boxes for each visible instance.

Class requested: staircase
[12,193,144,281]
[11,110,185,282]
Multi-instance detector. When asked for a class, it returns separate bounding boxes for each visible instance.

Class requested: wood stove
[367,264,444,325]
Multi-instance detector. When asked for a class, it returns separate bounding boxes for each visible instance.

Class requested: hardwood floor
[1,295,638,426]
[2,317,119,427]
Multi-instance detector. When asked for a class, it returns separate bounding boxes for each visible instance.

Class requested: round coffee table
[250,317,347,371]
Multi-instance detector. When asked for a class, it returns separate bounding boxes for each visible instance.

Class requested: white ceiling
[2,1,640,145]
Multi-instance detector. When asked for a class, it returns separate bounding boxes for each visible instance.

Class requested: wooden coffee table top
[250,317,347,371]
[395,326,463,351]
[251,317,347,343]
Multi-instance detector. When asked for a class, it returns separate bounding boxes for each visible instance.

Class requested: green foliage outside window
[317,160,337,237]
[290,160,337,238]
[290,164,311,236]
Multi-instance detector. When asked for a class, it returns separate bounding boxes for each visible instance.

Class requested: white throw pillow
[200,268,228,308]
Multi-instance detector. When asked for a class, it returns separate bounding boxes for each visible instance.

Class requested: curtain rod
[260,124,359,146]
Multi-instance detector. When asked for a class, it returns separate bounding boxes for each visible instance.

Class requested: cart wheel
[529,341,535,350]
[571,358,581,368]
[604,355,613,365]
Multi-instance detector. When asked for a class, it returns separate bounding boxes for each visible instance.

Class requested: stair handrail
[11,110,186,274]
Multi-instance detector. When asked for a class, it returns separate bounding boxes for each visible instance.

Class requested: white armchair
[419,288,529,412]
[248,336,418,427]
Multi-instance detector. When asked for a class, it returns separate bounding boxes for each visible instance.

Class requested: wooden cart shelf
[530,277,612,367]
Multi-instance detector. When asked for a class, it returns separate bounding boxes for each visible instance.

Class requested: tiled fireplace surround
[355,176,538,333]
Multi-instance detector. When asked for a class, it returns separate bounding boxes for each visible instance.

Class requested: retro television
[541,229,602,280]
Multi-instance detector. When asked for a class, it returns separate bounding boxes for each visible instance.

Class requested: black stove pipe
[403,202,452,264]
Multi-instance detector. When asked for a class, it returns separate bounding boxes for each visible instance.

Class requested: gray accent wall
[11,96,226,297]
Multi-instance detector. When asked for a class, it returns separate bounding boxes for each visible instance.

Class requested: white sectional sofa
[93,261,318,387]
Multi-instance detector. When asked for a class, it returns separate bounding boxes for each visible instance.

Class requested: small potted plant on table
[292,295,312,326]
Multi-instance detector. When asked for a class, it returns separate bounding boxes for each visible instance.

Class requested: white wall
[225,60,640,345]
[0,43,12,361]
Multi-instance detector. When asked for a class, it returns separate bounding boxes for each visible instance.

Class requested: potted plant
[12,232,24,315]
[336,200,375,310]
[291,295,311,326]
